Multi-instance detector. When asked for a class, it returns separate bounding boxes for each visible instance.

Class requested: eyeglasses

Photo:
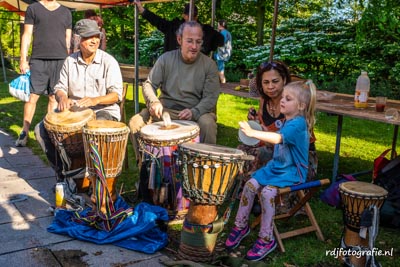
[184,38,203,46]
[260,61,279,69]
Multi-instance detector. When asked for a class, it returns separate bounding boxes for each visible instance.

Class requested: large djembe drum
[339,181,388,266]
[177,143,246,262]
[44,108,95,192]
[138,120,200,221]
[82,120,130,213]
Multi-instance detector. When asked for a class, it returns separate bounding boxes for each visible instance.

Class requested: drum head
[238,120,262,146]
[339,181,388,197]
[140,120,199,143]
[85,120,128,132]
[45,108,95,128]
[180,143,244,160]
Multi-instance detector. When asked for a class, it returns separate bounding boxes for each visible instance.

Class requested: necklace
[267,100,279,117]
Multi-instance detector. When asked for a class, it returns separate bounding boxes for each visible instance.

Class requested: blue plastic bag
[9,71,31,102]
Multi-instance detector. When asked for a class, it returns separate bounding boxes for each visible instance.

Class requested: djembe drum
[44,108,95,192]
[339,181,388,266]
[177,143,246,262]
[82,120,130,213]
[138,120,200,221]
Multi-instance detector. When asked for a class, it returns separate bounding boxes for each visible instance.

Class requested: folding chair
[250,178,330,252]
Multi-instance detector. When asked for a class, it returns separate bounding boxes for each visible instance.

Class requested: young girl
[226,80,317,261]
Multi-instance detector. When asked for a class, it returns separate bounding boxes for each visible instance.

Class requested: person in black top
[16,0,72,147]
[133,1,224,55]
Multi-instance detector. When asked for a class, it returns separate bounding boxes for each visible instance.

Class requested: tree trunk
[256,0,266,45]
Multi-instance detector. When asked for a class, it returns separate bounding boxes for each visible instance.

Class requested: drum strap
[182,217,225,234]
[55,141,72,171]
[73,142,133,232]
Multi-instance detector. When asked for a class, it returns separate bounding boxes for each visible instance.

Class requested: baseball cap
[183,4,198,16]
[74,19,101,38]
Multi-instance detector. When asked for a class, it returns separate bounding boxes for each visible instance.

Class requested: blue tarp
[47,197,169,254]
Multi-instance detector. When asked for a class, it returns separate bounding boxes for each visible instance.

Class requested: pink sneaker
[246,238,277,261]
[225,224,250,250]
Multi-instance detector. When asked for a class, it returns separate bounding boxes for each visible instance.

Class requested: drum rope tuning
[340,205,381,267]
[138,120,200,218]
[73,141,133,232]
[178,149,244,206]
[338,181,388,267]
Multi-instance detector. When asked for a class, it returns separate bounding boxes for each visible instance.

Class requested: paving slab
[49,240,168,266]
[0,128,175,266]
[0,216,72,255]
[0,248,61,267]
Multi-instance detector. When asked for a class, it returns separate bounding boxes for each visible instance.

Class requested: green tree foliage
[1,1,400,98]
[0,9,21,69]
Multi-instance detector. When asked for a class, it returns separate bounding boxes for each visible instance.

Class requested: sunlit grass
[0,69,398,266]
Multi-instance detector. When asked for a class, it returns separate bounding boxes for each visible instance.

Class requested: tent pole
[269,0,279,62]
[134,4,139,114]
[189,0,195,21]
[211,0,216,27]
[0,36,7,83]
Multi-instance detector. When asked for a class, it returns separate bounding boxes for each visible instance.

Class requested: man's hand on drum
[75,97,99,108]
[178,108,193,120]
[149,101,163,118]
[56,94,74,112]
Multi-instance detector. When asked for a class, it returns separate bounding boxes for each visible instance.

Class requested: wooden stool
[251,179,330,252]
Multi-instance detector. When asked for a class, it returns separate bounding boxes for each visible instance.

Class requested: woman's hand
[247,107,257,120]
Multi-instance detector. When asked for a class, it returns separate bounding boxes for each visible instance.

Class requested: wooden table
[316,93,400,182]
[119,63,151,83]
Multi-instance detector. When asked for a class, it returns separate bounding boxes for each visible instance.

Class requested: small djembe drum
[339,181,388,266]
[138,120,200,221]
[177,143,246,262]
[44,108,95,192]
[82,120,130,213]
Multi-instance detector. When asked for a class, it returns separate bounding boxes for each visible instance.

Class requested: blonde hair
[284,79,317,134]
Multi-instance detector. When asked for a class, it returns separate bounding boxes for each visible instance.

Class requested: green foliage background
[1,0,400,98]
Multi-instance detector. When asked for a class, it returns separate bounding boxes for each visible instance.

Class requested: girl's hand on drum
[150,101,163,118]
[239,121,254,137]
[178,109,192,120]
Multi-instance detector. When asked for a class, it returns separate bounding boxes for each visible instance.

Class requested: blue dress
[252,116,309,187]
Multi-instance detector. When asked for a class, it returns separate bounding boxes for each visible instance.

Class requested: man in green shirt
[129,21,220,164]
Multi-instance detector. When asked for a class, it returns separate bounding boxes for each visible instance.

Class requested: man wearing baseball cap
[34,19,123,184]
[133,1,224,55]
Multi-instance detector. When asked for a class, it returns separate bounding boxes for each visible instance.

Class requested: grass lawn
[0,69,398,266]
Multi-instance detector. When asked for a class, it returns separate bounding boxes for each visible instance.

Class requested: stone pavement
[0,128,171,266]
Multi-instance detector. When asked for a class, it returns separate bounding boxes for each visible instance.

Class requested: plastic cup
[385,108,399,121]
[375,97,387,112]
